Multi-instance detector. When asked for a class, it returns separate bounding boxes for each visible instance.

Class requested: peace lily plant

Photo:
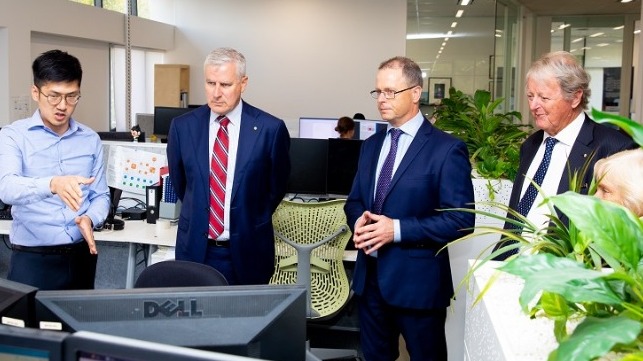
[447,109,643,361]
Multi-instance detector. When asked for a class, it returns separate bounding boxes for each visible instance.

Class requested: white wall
[150,0,407,136]
[0,0,405,136]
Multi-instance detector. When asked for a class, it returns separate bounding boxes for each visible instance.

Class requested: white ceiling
[406,0,641,79]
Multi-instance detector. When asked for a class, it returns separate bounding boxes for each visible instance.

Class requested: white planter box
[446,178,513,361]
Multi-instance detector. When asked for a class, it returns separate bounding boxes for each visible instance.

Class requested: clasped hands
[353,211,394,255]
[50,175,98,254]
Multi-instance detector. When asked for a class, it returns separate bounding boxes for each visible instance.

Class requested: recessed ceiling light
[455,10,464,18]
[451,22,458,28]
[589,32,604,37]
[620,0,633,3]
[459,0,473,5]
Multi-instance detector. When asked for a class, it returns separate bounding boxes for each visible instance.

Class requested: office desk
[0,219,177,289]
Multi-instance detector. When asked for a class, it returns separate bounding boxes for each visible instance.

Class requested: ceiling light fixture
[455,10,464,18]
[620,0,633,3]
[451,22,458,28]
[459,0,473,5]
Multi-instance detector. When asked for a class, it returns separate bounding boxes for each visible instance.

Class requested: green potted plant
[433,87,530,181]
[449,109,643,361]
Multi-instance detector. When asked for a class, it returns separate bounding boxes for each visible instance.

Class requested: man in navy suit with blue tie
[167,48,290,285]
[345,56,475,360]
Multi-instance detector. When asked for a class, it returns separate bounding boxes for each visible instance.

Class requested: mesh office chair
[134,260,228,288]
[269,199,358,360]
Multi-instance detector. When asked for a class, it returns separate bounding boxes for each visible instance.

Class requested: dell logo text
[143,299,203,318]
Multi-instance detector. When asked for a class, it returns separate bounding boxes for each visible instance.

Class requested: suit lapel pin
[583,153,587,158]
[253,126,257,131]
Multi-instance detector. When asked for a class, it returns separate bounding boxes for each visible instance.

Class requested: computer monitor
[0,278,38,328]
[287,138,328,195]
[97,131,146,143]
[0,324,69,361]
[154,106,193,137]
[35,285,306,361]
[326,138,363,197]
[64,331,263,361]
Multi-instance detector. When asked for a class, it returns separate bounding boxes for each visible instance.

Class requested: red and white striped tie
[208,116,230,239]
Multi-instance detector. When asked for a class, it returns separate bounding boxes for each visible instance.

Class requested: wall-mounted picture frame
[428,77,452,104]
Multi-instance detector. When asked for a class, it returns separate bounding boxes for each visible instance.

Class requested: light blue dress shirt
[0,111,110,246]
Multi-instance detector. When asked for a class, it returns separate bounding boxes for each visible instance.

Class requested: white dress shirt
[208,102,242,241]
[521,112,585,233]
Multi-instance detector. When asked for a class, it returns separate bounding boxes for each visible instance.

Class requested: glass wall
[550,16,628,115]
[493,0,519,113]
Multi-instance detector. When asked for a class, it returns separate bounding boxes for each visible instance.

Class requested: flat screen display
[65,331,262,361]
[36,285,306,361]
[0,324,68,361]
[0,278,38,328]
[97,132,145,143]
[298,117,388,140]
[153,107,194,136]
[326,138,363,197]
[287,138,328,195]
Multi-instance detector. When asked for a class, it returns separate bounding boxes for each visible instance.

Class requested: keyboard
[0,206,12,220]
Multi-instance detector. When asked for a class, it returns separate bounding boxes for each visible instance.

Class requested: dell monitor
[326,138,363,198]
[36,285,306,361]
[0,278,38,328]
[154,106,194,138]
[64,331,263,361]
[287,138,328,195]
[0,324,69,361]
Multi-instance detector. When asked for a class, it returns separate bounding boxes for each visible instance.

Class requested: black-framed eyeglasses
[370,85,417,99]
[38,88,81,105]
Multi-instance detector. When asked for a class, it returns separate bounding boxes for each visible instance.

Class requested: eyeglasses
[370,85,417,99]
[38,89,81,105]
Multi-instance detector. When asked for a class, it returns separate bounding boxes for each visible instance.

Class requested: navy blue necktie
[373,128,402,214]
[516,137,559,217]
[496,137,559,260]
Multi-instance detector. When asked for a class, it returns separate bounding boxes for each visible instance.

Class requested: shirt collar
[386,110,423,137]
[210,100,243,126]
[543,111,584,146]
[26,110,81,136]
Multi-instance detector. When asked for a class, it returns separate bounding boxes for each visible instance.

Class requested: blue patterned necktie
[373,128,403,214]
[516,137,559,217]
[496,137,558,259]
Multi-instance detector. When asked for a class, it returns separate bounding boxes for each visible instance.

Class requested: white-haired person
[594,148,643,217]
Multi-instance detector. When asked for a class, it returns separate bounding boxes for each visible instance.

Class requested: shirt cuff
[393,219,401,242]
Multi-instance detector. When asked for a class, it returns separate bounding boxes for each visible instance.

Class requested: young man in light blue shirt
[0,49,110,290]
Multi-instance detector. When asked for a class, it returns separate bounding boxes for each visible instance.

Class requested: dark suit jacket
[167,102,290,284]
[509,114,637,219]
[344,119,475,310]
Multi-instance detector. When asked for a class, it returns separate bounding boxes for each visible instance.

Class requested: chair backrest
[134,260,228,288]
[269,199,351,320]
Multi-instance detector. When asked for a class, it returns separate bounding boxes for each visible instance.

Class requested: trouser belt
[12,241,88,255]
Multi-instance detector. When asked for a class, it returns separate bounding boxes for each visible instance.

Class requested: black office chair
[134,260,228,288]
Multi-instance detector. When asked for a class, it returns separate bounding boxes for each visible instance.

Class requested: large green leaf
[500,254,623,311]
[549,315,642,361]
[550,192,643,271]
[590,108,643,146]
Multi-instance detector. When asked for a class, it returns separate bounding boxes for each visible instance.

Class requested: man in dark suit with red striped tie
[167,48,290,285]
